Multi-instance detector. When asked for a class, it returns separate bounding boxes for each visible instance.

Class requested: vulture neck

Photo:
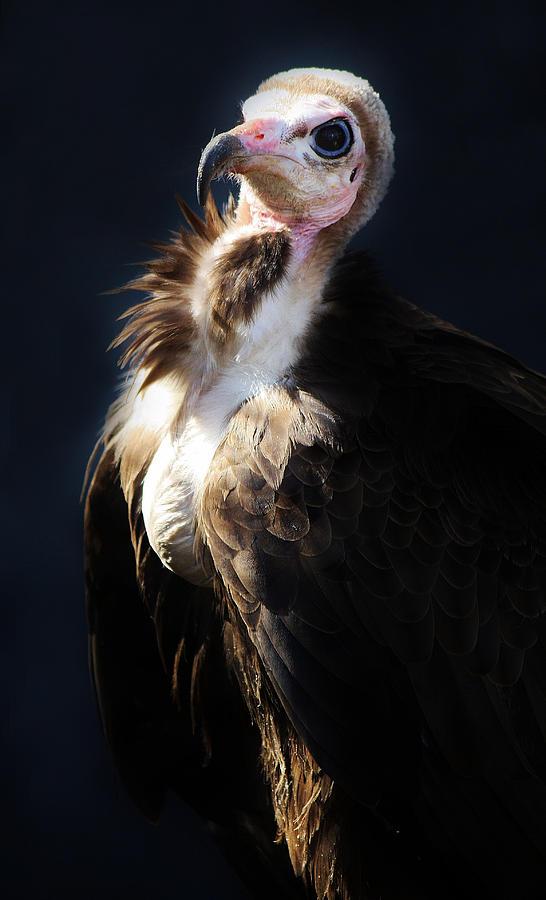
[195,181,358,368]
[235,181,352,273]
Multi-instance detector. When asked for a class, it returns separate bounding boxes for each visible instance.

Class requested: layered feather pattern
[197,251,546,897]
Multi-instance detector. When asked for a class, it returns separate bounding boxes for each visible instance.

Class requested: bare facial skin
[198,89,368,261]
[234,92,366,228]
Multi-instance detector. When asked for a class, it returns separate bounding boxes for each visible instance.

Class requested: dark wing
[84,447,311,900]
[84,446,189,819]
[199,254,546,898]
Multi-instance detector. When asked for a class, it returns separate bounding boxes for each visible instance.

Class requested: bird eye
[310,118,353,159]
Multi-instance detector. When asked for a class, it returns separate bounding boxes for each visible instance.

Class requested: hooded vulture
[84,68,546,900]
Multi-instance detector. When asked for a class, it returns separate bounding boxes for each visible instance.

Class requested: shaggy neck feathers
[106,193,334,522]
[114,191,333,395]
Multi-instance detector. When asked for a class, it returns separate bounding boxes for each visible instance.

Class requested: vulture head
[198,68,394,259]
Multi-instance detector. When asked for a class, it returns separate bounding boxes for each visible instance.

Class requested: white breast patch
[141,267,324,582]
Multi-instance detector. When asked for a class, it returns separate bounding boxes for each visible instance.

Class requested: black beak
[197,132,246,206]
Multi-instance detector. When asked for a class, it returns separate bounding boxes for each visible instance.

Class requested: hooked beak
[197,133,246,206]
[197,118,285,206]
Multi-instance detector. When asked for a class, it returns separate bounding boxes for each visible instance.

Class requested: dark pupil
[315,124,346,152]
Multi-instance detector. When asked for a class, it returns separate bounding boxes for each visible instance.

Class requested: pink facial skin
[233,119,284,153]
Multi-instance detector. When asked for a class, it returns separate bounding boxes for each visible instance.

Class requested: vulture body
[84,69,546,899]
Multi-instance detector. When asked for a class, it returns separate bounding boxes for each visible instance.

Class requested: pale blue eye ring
[310,118,353,158]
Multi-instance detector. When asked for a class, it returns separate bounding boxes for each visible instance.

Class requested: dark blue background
[5,1,545,897]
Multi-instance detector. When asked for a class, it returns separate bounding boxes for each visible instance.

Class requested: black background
[5,1,545,897]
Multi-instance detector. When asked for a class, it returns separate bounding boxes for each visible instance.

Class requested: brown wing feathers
[196,253,546,896]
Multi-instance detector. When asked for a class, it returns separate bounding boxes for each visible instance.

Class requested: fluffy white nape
[267,66,374,95]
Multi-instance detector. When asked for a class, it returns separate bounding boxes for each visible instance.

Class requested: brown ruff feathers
[208,230,290,343]
[112,193,231,389]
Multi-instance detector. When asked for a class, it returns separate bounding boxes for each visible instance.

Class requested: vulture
[84,68,546,900]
